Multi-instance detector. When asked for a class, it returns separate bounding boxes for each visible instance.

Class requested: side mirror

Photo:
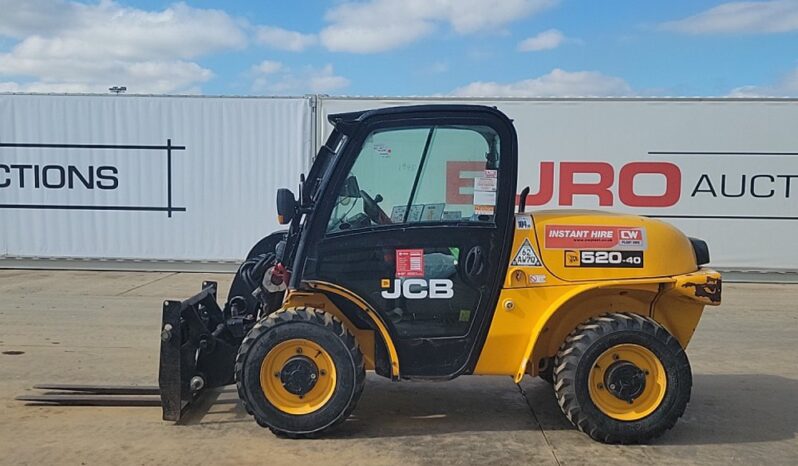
[276,188,297,225]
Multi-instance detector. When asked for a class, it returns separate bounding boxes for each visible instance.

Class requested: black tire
[553,312,691,444]
[235,307,365,438]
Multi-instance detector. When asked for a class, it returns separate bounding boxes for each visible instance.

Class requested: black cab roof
[327,104,511,128]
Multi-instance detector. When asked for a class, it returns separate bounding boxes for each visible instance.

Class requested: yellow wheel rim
[588,344,667,421]
[259,339,337,415]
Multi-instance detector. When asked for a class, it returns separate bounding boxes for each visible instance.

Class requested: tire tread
[553,312,691,444]
[234,306,365,438]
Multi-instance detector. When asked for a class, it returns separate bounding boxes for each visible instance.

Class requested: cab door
[300,109,517,377]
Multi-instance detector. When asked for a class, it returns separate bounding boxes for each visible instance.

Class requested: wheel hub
[604,361,646,402]
[279,356,319,396]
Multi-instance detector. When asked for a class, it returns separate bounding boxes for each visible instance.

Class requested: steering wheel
[360,190,392,225]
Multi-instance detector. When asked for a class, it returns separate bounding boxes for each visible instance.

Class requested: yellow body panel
[281,281,400,378]
[529,210,697,282]
[477,210,720,382]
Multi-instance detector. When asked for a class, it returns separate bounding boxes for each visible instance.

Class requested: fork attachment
[158,281,251,421]
[16,384,162,407]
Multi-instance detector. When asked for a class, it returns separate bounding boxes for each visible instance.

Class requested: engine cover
[525,210,698,282]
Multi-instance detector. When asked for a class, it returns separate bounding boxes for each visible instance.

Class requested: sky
[1,0,797,97]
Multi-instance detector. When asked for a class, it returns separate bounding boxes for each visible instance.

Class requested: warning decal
[511,238,542,267]
[515,214,532,230]
[396,249,424,277]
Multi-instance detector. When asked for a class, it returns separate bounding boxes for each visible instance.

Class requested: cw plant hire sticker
[544,225,647,250]
[511,238,542,267]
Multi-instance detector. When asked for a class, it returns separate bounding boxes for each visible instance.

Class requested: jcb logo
[380,279,454,299]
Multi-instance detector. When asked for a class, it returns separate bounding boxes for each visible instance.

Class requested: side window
[412,126,499,222]
[326,125,500,233]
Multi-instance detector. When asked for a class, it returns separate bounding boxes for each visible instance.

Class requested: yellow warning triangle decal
[511,238,542,266]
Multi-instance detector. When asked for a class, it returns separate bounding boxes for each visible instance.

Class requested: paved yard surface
[0,270,796,465]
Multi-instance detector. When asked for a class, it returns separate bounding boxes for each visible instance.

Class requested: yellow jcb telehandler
[23,105,721,444]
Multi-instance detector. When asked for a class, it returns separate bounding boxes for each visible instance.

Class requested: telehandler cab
[23,105,721,444]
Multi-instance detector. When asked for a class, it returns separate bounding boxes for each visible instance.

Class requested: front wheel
[553,312,691,444]
[235,307,365,437]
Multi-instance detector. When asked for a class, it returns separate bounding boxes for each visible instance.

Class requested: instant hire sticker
[545,225,647,250]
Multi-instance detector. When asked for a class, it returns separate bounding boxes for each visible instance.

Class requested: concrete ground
[0,270,796,466]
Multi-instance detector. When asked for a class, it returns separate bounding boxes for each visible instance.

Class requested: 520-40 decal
[565,250,644,268]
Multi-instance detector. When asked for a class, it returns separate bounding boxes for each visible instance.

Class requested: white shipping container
[2,94,796,273]
[318,97,798,272]
[0,94,311,266]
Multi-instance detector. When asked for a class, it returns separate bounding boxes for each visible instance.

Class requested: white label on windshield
[474,176,497,192]
[473,190,496,206]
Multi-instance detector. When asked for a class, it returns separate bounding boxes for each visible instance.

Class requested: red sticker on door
[396,249,425,277]
[544,225,646,250]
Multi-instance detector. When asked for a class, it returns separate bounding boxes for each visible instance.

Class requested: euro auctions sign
[431,98,798,271]
[517,158,795,218]
[447,158,796,219]
[0,140,185,216]
[0,94,311,263]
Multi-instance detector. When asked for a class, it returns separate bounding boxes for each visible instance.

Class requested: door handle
[464,245,486,281]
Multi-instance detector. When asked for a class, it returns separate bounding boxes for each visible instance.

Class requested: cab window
[326,125,500,233]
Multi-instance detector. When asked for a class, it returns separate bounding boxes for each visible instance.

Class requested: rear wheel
[235,307,365,437]
[553,312,691,444]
